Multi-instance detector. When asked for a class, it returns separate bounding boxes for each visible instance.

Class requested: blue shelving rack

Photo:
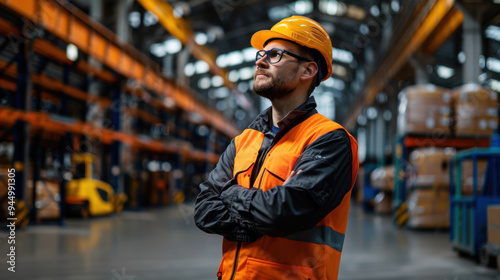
[449,143,500,260]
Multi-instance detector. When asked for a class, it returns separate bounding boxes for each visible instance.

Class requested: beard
[253,70,297,101]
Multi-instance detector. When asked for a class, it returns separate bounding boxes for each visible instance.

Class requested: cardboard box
[487,227,500,246]
[27,179,61,220]
[374,191,392,214]
[370,165,395,191]
[460,159,487,195]
[452,84,498,137]
[488,205,500,227]
[409,147,456,188]
[407,188,449,229]
[487,205,500,246]
[398,84,452,135]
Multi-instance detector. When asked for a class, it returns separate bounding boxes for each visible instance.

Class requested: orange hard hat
[251,15,333,82]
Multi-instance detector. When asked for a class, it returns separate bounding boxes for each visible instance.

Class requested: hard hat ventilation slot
[310,27,325,42]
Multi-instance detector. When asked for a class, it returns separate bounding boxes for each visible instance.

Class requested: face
[253,40,305,101]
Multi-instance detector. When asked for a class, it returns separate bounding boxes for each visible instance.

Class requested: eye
[269,49,282,58]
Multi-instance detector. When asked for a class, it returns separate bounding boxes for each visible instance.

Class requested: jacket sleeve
[219,129,353,237]
[194,139,262,242]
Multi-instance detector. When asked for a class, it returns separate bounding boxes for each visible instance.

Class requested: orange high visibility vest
[219,113,359,280]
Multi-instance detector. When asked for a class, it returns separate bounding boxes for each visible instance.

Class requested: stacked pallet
[370,165,395,214]
[452,84,498,137]
[407,147,455,229]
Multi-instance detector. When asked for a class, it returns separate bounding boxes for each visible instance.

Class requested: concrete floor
[0,203,499,280]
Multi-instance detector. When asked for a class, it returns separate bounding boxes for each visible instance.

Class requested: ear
[300,61,318,82]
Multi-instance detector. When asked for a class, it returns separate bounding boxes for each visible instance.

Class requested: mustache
[254,70,270,77]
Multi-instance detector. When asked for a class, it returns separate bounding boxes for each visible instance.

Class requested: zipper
[229,242,242,280]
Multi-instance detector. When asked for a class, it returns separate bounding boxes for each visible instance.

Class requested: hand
[284,170,302,185]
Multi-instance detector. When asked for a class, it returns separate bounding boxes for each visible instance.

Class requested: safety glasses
[255,48,311,64]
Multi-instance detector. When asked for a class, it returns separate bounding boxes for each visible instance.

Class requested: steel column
[110,85,121,192]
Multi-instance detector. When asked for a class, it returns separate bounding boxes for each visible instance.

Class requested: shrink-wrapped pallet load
[408,147,456,188]
[370,165,395,191]
[370,165,395,214]
[374,191,392,214]
[452,84,498,137]
[407,188,449,229]
[398,84,453,136]
[27,179,61,220]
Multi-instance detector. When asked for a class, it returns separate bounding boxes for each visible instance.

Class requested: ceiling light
[268,6,291,20]
[366,107,378,120]
[195,61,209,74]
[164,38,182,54]
[198,77,211,89]
[228,70,240,82]
[150,43,166,57]
[211,75,224,87]
[359,24,369,35]
[293,0,313,15]
[128,11,141,28]
[173,2,190,18]
[319,0,346,16]
[458,52,466,64]
[370,5,380,17]
[184,63,195,77]
[332,47,353,63]
[436,65,454,79]
[195,33,208,45]
[213,87,229,98]
[485,25,500,42]
[489,79,500,92]
[227,51,244,66]
[357,115,367,126]
[216,54,228,68]
[66,44,78,61]
[323,77,345,91]
[243,47,257,62]
[323,77,334,87]
[144,11,158,27]
[390,0,400,13]
[239,67,254,80]
[479,73,487,83]
[487,57,500,73]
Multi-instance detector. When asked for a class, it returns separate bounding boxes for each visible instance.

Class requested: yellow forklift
[65,153,127,217]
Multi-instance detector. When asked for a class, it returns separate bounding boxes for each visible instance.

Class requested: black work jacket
[194,96,353,241]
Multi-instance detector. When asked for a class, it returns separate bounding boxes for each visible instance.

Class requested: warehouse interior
[0,0,500,279]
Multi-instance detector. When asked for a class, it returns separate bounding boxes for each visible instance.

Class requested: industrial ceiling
[68,0,500,130]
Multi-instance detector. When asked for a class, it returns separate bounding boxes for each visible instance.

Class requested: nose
[255,53,269,68]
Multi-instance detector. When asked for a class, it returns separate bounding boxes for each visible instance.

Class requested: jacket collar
[248,96,318,133]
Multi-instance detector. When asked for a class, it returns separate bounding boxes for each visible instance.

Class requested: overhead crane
[137,0,252,110]
[0,0,240,138]
[344,0,464,130]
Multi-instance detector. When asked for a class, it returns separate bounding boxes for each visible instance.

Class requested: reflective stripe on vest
[282,225,345,253]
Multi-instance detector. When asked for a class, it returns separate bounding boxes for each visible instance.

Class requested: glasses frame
[256,48,312,64]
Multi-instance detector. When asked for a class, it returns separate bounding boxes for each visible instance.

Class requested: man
[194,15,359,280]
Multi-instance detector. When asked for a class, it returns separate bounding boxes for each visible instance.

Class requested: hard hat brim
[251,30,298,50]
